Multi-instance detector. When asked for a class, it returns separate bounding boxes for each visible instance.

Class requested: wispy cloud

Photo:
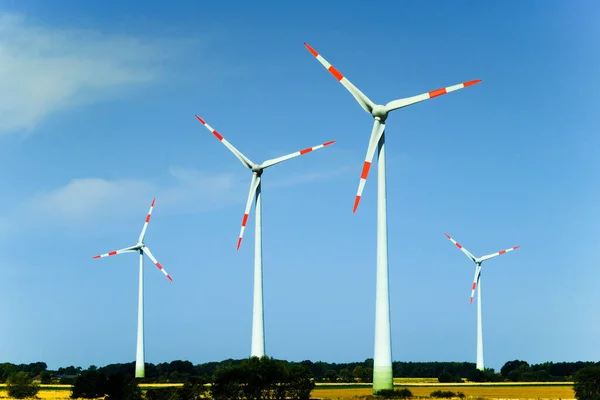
[0,165,353,238]
[0,12,171,135]
[14,167,242,227]
[269,165,356,188]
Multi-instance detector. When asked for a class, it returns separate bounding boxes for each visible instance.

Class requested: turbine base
[373,365,393,393]
[135,364,145,379]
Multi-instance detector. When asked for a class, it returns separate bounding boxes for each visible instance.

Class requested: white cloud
[0,12,168,135]
[17,167,241,226]
[0,164,354,237]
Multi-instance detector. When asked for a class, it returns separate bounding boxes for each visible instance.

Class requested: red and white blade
[353,119,385,213]
[304,43,375,114]
[260,140,336,169]
[142,246,172,282]
[93,246,136,259]
[470,264,481,304]
[444,233,477,262]
[479,245,520,262]
[385,80,482,112]
[195,115,253,169]
[237,174,260,251]
[138,198,156,243]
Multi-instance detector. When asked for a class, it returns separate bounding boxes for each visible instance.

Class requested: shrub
[145,388,179,400]
[6,371,40,399]
[71,370,106,398]
[431,390,465,398]
[438,371,463,383]
[574,366,600,400]
[375,387,413,398]
[104,373,142,400]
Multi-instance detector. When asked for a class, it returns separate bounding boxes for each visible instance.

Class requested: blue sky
[0,0,598,372]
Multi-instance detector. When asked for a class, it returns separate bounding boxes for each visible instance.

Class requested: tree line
[0,359,598,384]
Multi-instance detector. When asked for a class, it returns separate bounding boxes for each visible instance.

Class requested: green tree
[71,369,107,398]
[501,360,529,379]
[104,373,142,400]
[177,376,208,400]
[339,368,353,383]
[39,370,52,384]
[324,369,338,382]
[6,371,40,399]
[211,356,313,400]
[574,366,600,400]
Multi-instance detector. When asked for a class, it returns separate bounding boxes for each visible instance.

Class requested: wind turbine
[93,198,173,378]
[195,114,335,358]
[444,233,519,371]
[304,42,481,393]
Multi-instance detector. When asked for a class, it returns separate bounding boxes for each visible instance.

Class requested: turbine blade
[470,264,481,304]
[195,115,253,168]
[93,246,137,259]
[353,119,385,213]
[237,174,260,251]
[479,245,520,262]
[444,233,477,262]
[385,80,482,112]
[304,43,375,114]
[138,198,156,243]
[260,140,336,169]
[142,246,172,282]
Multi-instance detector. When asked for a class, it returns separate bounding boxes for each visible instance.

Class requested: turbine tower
[304,42,481,393]
[195,115,335,357]
[444,233,519,370]
[93,198,173,378]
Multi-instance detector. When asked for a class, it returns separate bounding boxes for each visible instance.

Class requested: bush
[438,371,463,383]
[375,388,413,398]
[145,388,179,400]
[71,370,106,398]
[431,390,465,398]
[6,371,40,399]
[574,366,600,400]
[104,373,142,400]
[211,357,313,400]
[71,370,141,400]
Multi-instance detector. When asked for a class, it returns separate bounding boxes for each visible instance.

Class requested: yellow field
[0,383,576,400]
[312,384,575,400]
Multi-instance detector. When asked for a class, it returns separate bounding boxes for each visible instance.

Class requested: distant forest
[0,359,597,384]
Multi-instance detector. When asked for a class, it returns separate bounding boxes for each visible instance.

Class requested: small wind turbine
[195,114,335,358]
[93,198,172,378]
[444,233,519,371]
[304,42,481,393]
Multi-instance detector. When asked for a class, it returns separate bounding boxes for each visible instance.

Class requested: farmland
[311,382,575,399]
[0,381,576,399]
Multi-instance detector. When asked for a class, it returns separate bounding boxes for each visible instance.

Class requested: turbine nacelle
[371,105,388,120]
[444,233,519,303]
[92,198,173,282]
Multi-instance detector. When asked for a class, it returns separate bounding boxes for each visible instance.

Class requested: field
[311,382,575,400]
[0,382,576,399]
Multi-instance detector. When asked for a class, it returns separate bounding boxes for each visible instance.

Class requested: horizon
[0,0,598,375]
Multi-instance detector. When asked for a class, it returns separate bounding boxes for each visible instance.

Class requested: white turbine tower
[93,198,173,378]
[304,42,481,393]
[444,233,519,371]
[195,114,335,358]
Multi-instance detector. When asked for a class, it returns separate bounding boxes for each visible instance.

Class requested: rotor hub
[371,104,388,120]
[252,165,263,175]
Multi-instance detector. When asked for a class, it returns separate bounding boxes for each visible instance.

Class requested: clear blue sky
[0,0,598,372]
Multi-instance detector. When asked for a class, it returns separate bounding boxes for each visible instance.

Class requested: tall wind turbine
[444,233,519,371]
[93,198,173,378]
[195,115,335,358]
[304,42,481,393]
